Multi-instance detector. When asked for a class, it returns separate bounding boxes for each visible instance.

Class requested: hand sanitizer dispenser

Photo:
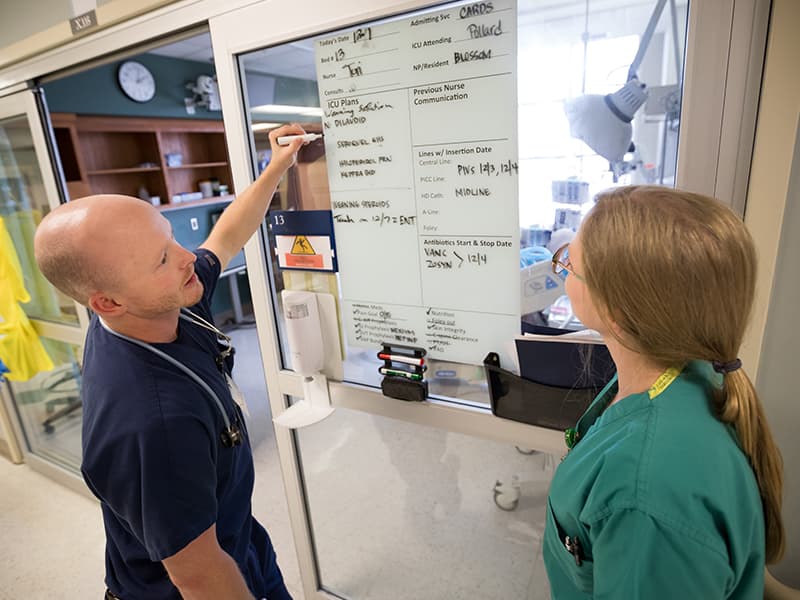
[284,291,324,376]
[273,290,334,428]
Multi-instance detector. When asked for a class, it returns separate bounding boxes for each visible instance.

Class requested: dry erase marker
[277,133,323,146]
[377,352,425,366]
[379,367,423,381]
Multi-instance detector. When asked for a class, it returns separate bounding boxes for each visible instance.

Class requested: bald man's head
[34,194,159,305]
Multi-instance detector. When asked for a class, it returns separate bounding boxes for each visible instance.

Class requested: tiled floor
[0,443,304,600]
[0,326,304,600]
[0,456,104,599]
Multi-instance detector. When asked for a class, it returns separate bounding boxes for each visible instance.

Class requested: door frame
[208,0,769,596]
[0,90,91,489]
[0,90,91,334]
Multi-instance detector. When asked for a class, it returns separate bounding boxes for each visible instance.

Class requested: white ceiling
[148,32,317,81]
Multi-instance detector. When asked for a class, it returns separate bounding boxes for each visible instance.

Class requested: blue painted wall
[43,53,321,122]
[43,54,223,120]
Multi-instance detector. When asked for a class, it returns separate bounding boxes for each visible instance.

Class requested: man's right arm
[162,524,255,600]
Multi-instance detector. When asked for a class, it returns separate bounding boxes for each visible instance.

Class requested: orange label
[285,254,324,268]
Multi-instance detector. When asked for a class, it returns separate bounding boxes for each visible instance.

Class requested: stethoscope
[98,309,243,448]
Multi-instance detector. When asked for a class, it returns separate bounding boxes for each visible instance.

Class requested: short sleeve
[590,509,735,599]
[194,248,222,305]
[84,374,220,561]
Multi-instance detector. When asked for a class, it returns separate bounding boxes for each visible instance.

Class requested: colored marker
[379,367,423,381]
[377,352,425,366]
[277,133,323,146]
[382,342,426,356]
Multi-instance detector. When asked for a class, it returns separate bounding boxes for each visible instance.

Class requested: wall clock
[117,61,156,103]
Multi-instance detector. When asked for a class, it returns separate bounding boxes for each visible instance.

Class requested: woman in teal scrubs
[543,186,785,599]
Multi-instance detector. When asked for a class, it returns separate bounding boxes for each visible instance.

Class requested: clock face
[117,61,156,103]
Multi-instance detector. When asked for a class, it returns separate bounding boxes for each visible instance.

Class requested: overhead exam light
[564,78,648,163]
[564,0,678,171]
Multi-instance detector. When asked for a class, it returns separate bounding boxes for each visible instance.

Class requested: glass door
[208,0,737,597]
[0,90,88,476]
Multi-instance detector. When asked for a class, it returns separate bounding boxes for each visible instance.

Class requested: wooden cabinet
[50,112,92,200]
[50,113,234,208]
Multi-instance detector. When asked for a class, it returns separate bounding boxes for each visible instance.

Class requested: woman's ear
[601,308,639,350]
[607,318,626,340]
[594,303,624,341]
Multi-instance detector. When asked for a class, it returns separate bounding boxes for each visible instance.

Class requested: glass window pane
[241,0,689,407]
[295,405,556,599]
[0,115,79,325]
[6,338,82,472]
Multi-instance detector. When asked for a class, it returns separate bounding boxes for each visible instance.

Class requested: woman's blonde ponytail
[715,369,785,563]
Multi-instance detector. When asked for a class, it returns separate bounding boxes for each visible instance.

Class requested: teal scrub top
[544,361,765,599]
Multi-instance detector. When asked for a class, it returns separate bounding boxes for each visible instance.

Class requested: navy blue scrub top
[81,249,282,599]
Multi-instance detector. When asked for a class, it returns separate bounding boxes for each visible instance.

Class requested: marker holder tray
[379,342,428,402]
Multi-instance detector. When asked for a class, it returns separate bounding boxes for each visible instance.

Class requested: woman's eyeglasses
[551,244,585,281]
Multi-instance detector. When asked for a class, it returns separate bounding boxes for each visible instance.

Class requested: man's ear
[88,292,125,317]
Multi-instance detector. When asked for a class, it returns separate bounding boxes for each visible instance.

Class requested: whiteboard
[315,0,520,366]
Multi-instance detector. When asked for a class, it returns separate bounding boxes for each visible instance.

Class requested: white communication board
[315,0,520,366]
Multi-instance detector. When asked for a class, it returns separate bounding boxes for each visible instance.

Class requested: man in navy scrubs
[34,124,307,600]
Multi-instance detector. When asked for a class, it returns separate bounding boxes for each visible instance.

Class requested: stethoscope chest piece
[220,424,243,448]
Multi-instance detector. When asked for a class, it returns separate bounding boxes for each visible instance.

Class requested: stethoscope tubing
[98,310,235,431]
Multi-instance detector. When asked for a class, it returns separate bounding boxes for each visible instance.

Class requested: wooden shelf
[87,167,162,175]
[167,162,228,170]
[51,113,233,204]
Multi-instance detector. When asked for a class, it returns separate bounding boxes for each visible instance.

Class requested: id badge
[226,373,250,417]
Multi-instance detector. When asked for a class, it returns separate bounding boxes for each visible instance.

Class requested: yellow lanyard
[565,365,682,449]
[647,366,682,399]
